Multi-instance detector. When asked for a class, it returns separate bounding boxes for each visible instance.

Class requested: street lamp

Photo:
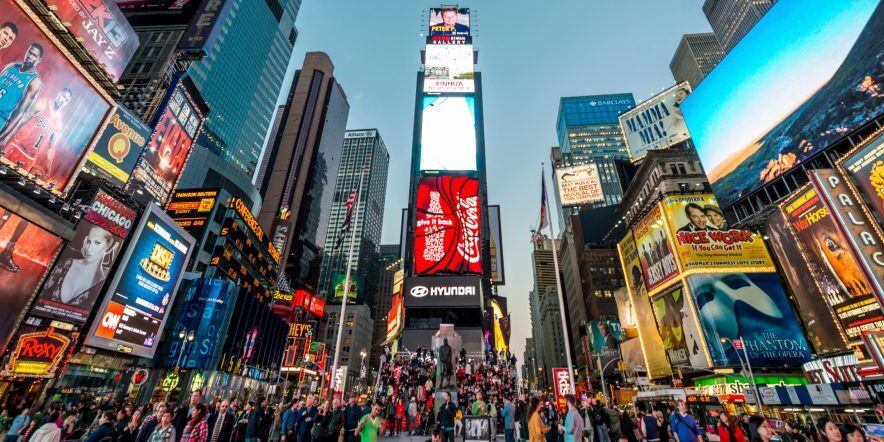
[359,350,367,390]
[597,357,621,404]
[165,329,195,402]
[720,337,764,417]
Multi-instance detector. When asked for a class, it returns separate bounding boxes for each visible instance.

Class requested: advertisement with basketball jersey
[414,175,481,275]
[84,205,195,357]
[0,205,63,355]
[0,0,113,196]
[85,106,151,188]
[126,80,204,206]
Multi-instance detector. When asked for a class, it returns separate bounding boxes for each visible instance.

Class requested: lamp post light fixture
[719,337,764,417]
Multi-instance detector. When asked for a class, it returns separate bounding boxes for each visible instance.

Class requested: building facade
[323,304,374,389]
[257,52,350,293]
[669,33,725,89]
[702,0,774,53]
[317,130,390,307]
[371,244,401,368]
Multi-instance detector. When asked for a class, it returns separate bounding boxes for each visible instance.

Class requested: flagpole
[328,168,366,398]
[542,162,576,394]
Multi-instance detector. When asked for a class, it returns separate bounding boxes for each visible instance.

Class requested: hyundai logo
[410,286,429,298]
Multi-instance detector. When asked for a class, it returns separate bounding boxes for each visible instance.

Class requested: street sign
[733,338,744,350]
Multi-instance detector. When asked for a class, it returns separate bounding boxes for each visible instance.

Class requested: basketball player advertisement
[661,194,774,272]
[30,192,136,325]
[126,79,204,206]
[780,186,884,345]
[0,205,63,355]
[632,204,678,292]
[414,175,482,275]
[0,0,113,196]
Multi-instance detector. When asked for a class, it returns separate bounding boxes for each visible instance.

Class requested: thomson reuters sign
[404,275,481,308]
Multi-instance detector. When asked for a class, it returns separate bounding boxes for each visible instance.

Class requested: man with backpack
[669,401,703,442]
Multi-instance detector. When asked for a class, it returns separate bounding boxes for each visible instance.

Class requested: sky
[284,0,713,361]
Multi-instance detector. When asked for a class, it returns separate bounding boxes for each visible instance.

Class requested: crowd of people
[0,347,878,442]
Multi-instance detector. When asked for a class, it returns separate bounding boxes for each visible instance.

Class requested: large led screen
[686,272,813,367]
[429,8,470,37]
[0,0,113,196]
[779,186,883,345]
[31,192,136,325]
[681,0,884,208]
[414,175,481,275]
[420,96,477,171]
[85,106,151,188]
[84,204,195,357]
[424,45,474,93]
[0,206,63,354]
[45,0,139,82]
[127,83,203,205]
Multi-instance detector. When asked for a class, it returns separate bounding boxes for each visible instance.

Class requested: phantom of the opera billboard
[681,0,884,208]
[0,0,114,197]
[414,175,482,275]
[619,82,692,162]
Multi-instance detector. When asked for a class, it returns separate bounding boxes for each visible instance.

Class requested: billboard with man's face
[0,0,114,196]
[681,0,884,208]
[661,194,774,272]
[429,7,470,41]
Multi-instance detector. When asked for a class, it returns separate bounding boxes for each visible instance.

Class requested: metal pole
[598,356,607,402]
[542,163,576,394]
[328,169,366,398]
[739,336,764,417]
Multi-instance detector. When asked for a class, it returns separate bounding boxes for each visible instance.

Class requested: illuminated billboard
[424,45,474,93]
[632,204,678,292]
[420,96,477,171]
[682,0,884,207]
[840,131,884,225]
[166,188,219,238]
[162,277,235,369]
[414,175,482,275]
[0,206,64,354]
[85,204,195,357]
[651,283,709,369]
[779,186,883,345]
[127,80,204,205]
[31,191,136,325]
[617,232,671,379]
[619,82,692,162]
[429,7,470,43]
[45,0,139,81]
[330,274,365,305]
[85,106,151,188]
[765,210,849,354]
[0,0,114,196]
[686,272,812,367]
[488,205,505,284]
[661,194,774,272]
[555,164,604,207]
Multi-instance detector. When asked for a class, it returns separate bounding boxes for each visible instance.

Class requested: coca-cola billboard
[414,175,482,275]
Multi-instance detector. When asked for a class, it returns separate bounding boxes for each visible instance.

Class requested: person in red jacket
[717,412,747,442]
[395,398,406,434]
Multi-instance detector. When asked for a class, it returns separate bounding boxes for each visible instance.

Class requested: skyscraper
[702,0,774,53]
[371,244,401,367]
[258,52,350,292]
[555,94,635,209]
[670,33,725,88]
[317,129,390,306]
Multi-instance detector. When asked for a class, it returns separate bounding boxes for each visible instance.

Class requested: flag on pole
[530,169,548,244]
[335,183,360,249]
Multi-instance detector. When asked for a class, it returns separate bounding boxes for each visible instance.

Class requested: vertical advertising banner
[420,96,477,171]
[555,164,605,207]
[840,131,884,223]
[414,175,482,275]
[127,82,204,205]
[423,45,475,93]
[163,277,234,369]
[651,283,708,369]
[662,194,774,272]
[0,0,113,196]
[177,0,235,55]
[765,210,848,353]
[85,205,195,357]
[632,204,678,292]
[44,0,139,81]
[0,206,63,354]
[31,192,136,324]
[686,272,812,367]
[488,205,505,284]
[779,186,884,345]
[551,367,571,411]
[85,106,151,188]
[619,83,692,162]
